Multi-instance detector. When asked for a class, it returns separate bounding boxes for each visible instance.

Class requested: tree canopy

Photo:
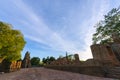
[42,56,56,64]
[92,7,120,44]
[31,57,40,66]
[0,21,26,62]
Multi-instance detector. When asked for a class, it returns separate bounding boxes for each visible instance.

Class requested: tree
[0,21,26,62]
[65,52,74,61]
[31,57,40,66]
[42,56,56,64]
[92,7,120,44]
[49,56,56,62]
[42,57,47,64]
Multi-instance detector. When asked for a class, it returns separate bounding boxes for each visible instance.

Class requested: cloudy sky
[0,0,119,60]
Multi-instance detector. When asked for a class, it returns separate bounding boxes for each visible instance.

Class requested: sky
[0,0,120,60]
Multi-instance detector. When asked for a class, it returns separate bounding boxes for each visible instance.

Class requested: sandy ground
[0,67,118,80]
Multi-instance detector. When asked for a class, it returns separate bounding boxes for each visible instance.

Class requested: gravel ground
[0,67,118,80]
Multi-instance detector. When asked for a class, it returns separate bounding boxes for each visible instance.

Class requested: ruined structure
[112,33,120,44]
[111,33,120,62]
[0,60,22,72]
[74,54,80,63]
[50,57,72,65]
[90,33,120,66]
[22,51,31,68]
[90,44,120,66]
[0,51,31,72]
[89,34,120,78]
[45,34,120,79]
[111,44,120,62]
[46,43,120,78]
[49,54,81,66]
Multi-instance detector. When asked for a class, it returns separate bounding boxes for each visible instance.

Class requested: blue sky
[0,0,119,60]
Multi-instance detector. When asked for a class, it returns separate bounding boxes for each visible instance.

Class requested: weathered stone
[80,59,102,67]
[22,51,31,68]
[112,33,120,44]
[106,67,120,79]
[45,43,120,79]
[50,57,69,65]
[0,60,22,72]
[50,56,72,65]
[90,44,120,66]
[49,54,81,66]
[74,54,79,61]
[111,43,120,62]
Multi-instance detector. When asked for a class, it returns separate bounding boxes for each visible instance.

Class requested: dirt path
[0,68,118,80]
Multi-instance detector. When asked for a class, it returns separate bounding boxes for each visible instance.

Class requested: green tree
[31,57,40,66]
[92,7,120,44]
[42,57,47,64]
[42,56,50,64]
[0,21,26,62]
[49,56,56,62]
[42,56,55,64]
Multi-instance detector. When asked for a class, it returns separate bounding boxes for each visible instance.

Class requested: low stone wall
[45,65,120,79]
[106,67,120,79]
[45,65,104,77]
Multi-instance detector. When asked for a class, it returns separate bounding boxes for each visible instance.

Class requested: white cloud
[11,0,110,60]
[77,0,110,60]
[11,0,84,53]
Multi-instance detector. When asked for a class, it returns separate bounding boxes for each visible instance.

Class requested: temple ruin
[45,35,120,79]
[21,51,31,68]
[91,44,120,66]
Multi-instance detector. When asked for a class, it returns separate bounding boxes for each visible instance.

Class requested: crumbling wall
[0,60,21,72]
[49,54,81,66]
[111,43,120,62]
[45,65,104,77]
[90,44,120,66]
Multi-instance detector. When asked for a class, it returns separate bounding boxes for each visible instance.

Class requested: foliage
[65,52,75,61]
[67,55,75,61]
[0,21,26,62]
[42,56,56,64]
[92,7,120,44]
[42,57,47,64]
[49,56,56,62]
[31,57,40,66]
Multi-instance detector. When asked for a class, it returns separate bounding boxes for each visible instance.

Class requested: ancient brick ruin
[91,44,120,66]
[90,33,120,67]
[49,54,80,66]
[0,60,22,72]
[21,51,31,68]
[45,38,120,79]
[0,51,31,72]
